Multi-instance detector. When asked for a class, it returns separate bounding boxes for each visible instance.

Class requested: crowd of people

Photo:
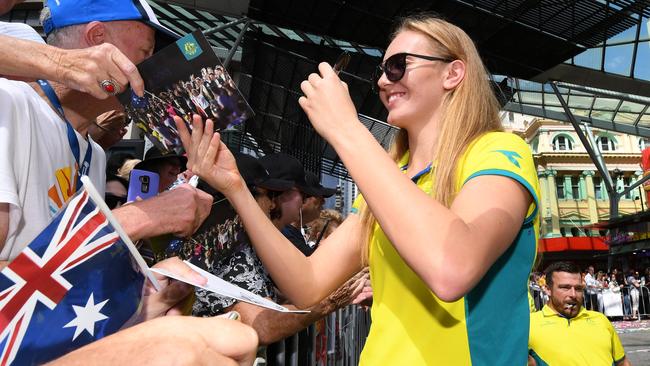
[0,0,638,365]
[530,265,650,320]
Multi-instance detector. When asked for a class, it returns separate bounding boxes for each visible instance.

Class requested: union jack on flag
[0,183,146,365]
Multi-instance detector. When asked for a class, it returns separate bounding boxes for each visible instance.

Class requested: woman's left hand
[174,115,243,195]
[298,62,360,142]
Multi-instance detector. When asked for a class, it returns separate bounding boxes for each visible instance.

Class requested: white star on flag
[63,293,109,341]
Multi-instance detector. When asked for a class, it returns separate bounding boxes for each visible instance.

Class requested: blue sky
[570,16,650,81]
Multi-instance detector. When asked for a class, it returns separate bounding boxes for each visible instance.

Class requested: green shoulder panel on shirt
[460,132,540,225]
[458,132,539,365]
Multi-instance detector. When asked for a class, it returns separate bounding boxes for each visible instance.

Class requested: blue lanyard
[401,163,432,182]
[37,79,92,190]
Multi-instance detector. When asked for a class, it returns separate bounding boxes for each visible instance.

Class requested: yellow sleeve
[458,132,540,224]
[350,194,364,215]
[609,319,626,362]
[528,291,536,313]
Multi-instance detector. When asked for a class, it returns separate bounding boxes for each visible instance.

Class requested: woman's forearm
[226,185,328,307]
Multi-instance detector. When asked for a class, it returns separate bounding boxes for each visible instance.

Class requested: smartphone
[333,51,351,75]
[127,169,160,202]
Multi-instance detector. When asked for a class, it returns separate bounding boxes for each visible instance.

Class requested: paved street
[616,320,650,365]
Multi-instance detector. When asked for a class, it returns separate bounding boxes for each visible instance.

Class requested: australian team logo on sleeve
[493,150,523,169]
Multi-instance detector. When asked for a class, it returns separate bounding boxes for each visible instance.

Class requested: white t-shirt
[0,21,45,44]
[585,272,599,295]
[0,79,106,260]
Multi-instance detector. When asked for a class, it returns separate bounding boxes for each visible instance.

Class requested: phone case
[127,169,160,202]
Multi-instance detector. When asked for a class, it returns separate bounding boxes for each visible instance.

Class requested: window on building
[556,177,565,199]
[571,176,581,199]
[597,136,616,151]
[639,137,650,151]
[560,227,567,237]
[552,135,573,151]
[594,177,604,200]
[622,176,632,199]
[570,227,581,237]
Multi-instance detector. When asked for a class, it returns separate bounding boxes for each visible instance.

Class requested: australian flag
[0,185,146,365]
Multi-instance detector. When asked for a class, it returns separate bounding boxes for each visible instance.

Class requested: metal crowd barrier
[529,286,546,311]
[266,305,371,366]
[529,284,650,318]
[639,285,650,317]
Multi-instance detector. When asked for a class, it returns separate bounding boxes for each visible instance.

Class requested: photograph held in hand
[117,31,254,154]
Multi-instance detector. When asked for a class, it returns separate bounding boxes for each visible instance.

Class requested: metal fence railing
[529,284,650,318]
[264,305,371,366]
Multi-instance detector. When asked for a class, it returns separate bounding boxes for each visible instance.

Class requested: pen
[333,51,351,75]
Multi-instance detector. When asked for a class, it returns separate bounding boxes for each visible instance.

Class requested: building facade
[511,116,648,239]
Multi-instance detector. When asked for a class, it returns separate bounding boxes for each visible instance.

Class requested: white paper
[150,261,310,313]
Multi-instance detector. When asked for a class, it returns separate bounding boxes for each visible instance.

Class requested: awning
[539,237,609,252]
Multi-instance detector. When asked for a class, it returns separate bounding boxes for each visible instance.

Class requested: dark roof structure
[4,0,650,180]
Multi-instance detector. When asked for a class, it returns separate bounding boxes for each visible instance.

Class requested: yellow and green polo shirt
[351,132,540,365]
[529,305,626,366]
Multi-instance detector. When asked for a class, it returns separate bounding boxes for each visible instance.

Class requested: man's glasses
[372,52,453,93]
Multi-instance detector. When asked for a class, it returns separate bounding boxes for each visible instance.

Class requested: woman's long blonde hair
[358,13,503,264]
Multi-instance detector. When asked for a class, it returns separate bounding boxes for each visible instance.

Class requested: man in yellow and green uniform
[528,261,631,366]
[352,132,540,365]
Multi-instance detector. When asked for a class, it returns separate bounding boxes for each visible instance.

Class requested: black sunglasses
[105,193,127,209]
[372,52,453,93]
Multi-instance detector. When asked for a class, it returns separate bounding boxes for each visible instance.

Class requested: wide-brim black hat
[134,147,187,172]
[299,172,337,198]
[258,153,307,190]
[234,153,293,192]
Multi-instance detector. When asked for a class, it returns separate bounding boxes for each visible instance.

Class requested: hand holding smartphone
[333,51,351,75]
[127,169,160,202]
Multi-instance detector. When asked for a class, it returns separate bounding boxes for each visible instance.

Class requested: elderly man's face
[105,21,155,65]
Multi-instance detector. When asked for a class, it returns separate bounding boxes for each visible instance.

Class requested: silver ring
[99,79,120,95]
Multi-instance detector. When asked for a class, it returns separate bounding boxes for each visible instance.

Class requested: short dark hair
[545,261,581,287]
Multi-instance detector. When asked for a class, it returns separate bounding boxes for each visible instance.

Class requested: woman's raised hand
[298,62,360,142]
[174,115,243,195]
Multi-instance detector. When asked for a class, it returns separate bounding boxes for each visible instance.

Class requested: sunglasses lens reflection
[372,53,407,93]
[385,53,406,82]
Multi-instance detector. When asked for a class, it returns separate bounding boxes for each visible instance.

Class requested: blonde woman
[177,13,539,365]
[116,158,141,181]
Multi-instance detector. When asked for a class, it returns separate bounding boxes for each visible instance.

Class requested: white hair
[40,7,85,48]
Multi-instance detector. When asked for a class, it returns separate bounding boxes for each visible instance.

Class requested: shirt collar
[398,151,433,183]
[541,304,588,319]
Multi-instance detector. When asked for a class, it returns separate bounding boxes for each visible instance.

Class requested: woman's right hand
[174,115,244,195]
